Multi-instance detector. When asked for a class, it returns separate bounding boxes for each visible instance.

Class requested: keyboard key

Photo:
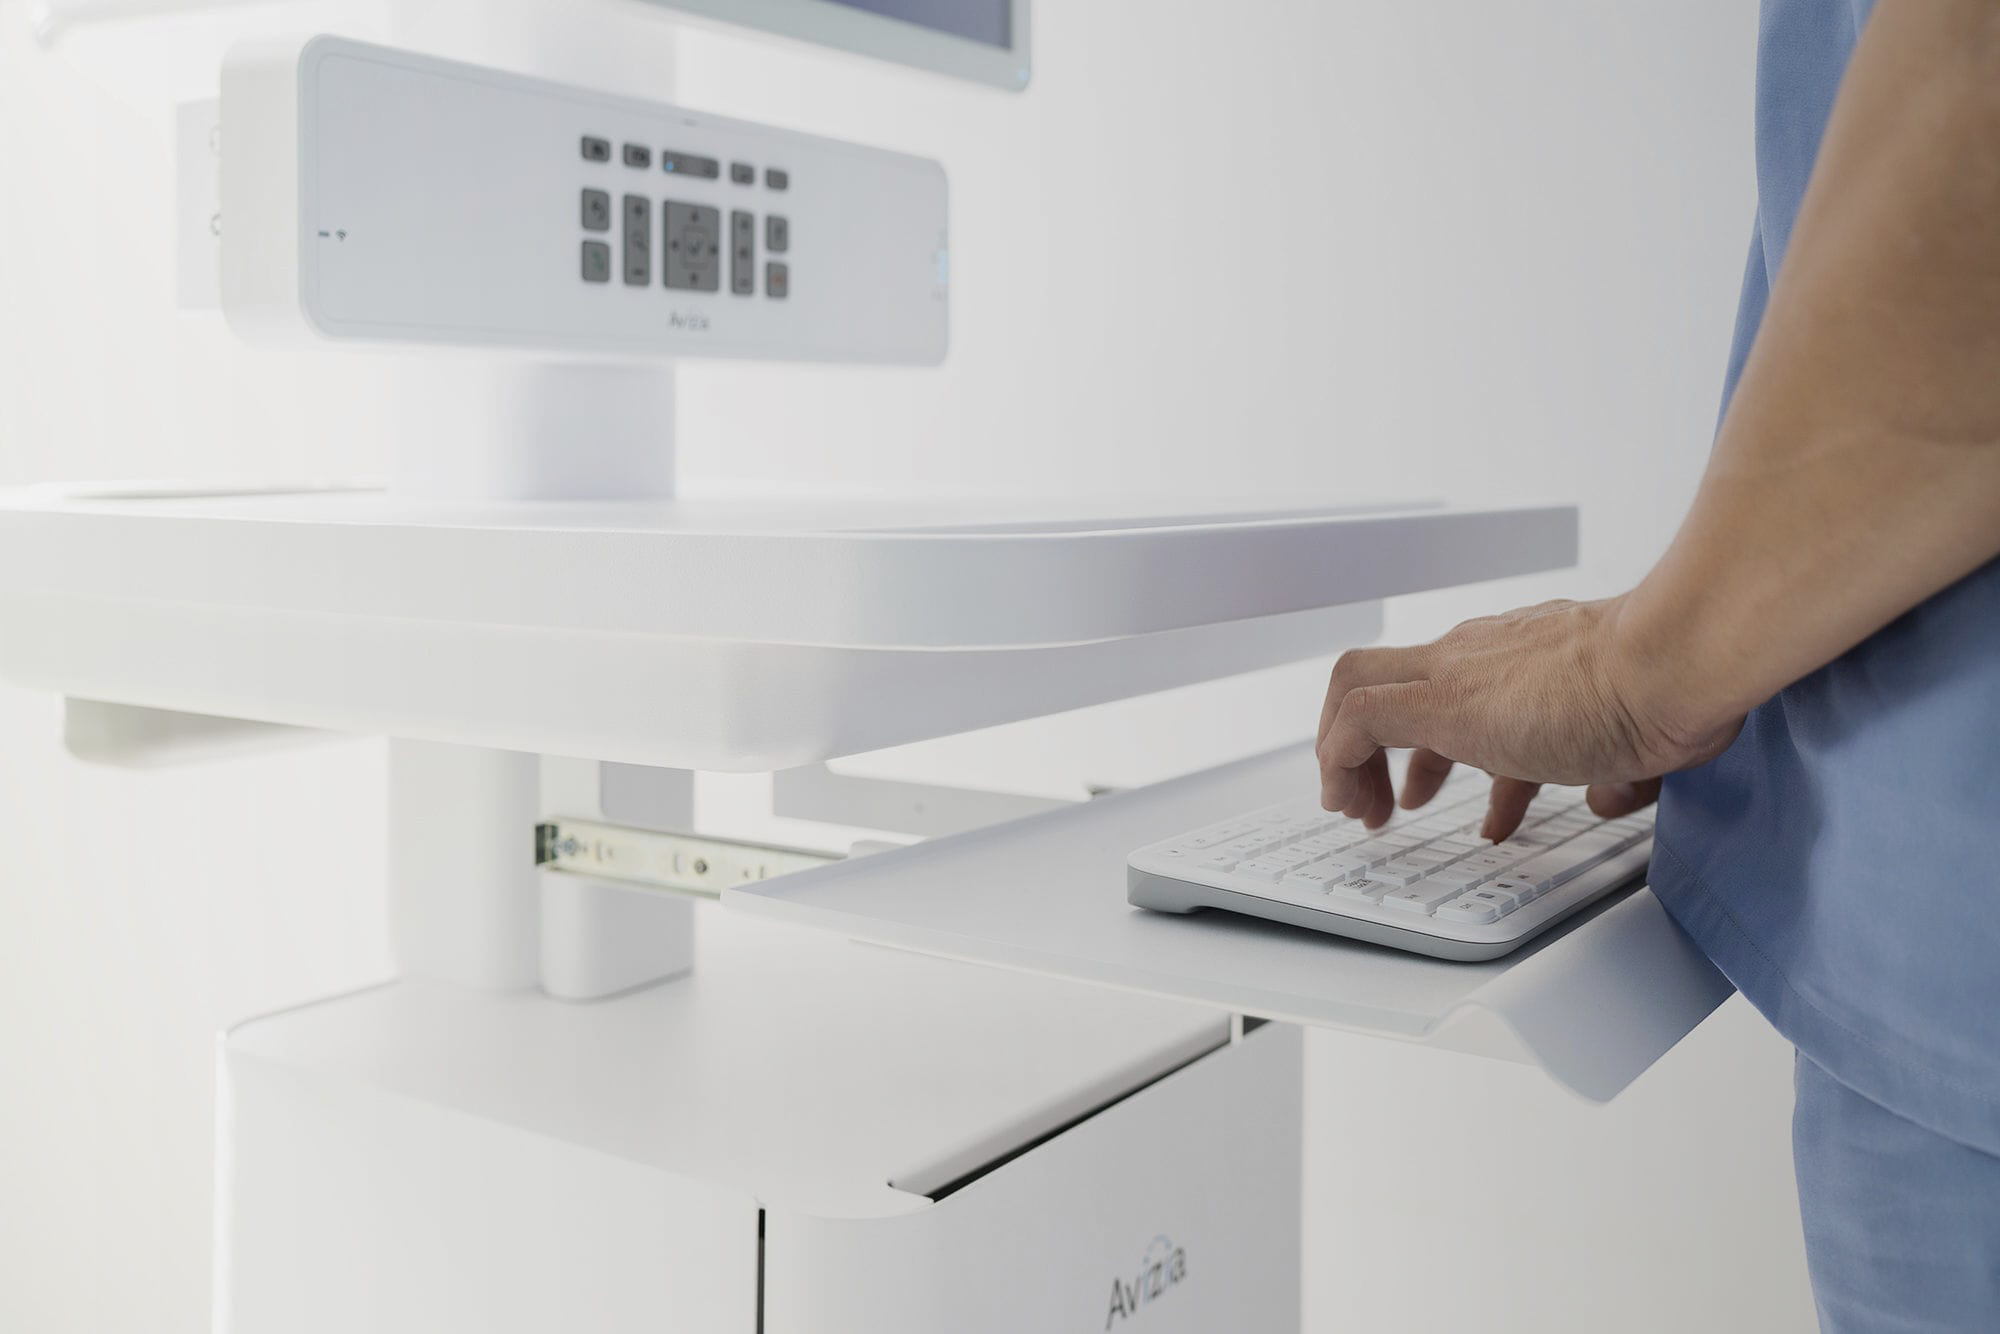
[1424,865,1492,891]
[1235,857,1297,882]
[1282,864,1349,889]
[1504,863,1563,894]
[1472,888,1528,920]
[1434,895,1502,925]
[1459,885,1521,914]
[1328,876,1395,904]
[1509,834,1623,891]
[1342,841,1401,867]
[1195,851,1242,872]
[1484,875,1542,905]
[1179,829,1234,849]
[1379,880,1470,914]
[1458,850,1518,876]
[1373,860,1434,888]
[1301,828,1355,848]
[1495,828,1566,852]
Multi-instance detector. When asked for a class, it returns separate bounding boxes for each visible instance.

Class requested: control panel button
[622,194,652,286]
[764,214,789,254]
[580,240,611,282]
[730,210,755,296]
[622,143,652,169]
[580,136,612,163]
[661,151,720,180]
[663,201,722,292]
[764,167,789,191]
[580,188,611,232]
[730,162,755,185]
[765,260,789,299]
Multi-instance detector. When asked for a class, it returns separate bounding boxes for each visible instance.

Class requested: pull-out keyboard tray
[730,745,1731,1102]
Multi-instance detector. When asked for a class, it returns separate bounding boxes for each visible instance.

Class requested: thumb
[1586,776,1663,818]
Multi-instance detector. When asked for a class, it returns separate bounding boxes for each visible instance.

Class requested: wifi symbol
[335,229,347,241]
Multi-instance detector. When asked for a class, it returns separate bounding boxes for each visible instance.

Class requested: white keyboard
[1126,771,1653,961]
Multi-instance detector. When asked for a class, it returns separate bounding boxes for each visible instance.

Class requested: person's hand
[1315,596,1743,839]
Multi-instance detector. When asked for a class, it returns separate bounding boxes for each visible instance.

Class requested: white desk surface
[0,485,1575,768]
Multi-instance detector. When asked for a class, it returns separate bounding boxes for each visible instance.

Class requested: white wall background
[0,1,1814,1330]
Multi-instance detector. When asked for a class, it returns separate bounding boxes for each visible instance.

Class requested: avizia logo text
[667,310,710,332]
[1104,1235,1187,1328]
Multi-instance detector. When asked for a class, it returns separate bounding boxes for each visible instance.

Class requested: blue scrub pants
[1794,1052,2000,1332]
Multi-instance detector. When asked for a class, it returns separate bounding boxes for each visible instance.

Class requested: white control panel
[220,37,949,363]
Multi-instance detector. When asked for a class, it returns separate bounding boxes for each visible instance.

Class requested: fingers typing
[1399,748,1456,810]
[1317,681,1441,815]
[1481,776,1543,842]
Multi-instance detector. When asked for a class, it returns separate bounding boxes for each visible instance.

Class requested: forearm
[1619,0,2000,737]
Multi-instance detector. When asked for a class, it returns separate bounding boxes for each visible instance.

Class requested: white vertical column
[387,741,543,990]
[387,0,682,99]
[385,358,678,503]
[378,0,696,996]
[382,0,682,506]
[386,750,702,999]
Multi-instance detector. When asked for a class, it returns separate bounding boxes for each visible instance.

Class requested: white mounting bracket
[63,699,328,768]
[771,763,1082,839]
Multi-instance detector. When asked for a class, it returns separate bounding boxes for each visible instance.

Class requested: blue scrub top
[1652,0,2000,1155]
